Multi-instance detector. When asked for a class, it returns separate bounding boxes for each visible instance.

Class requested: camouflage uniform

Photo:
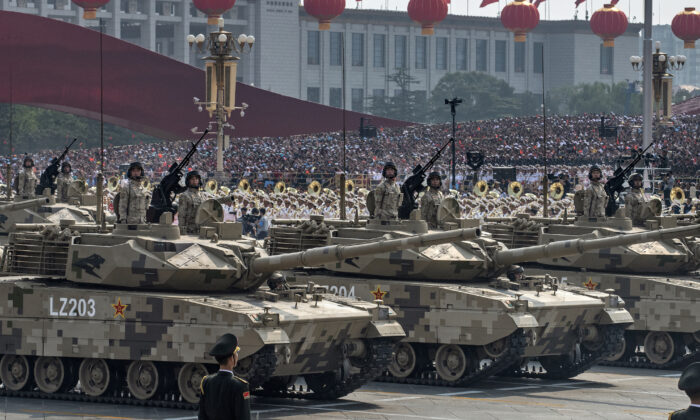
[373,179,401,220]
[118,179,150,224]
[624,188,647,226]
[56,172,72,203]
[420,188,443,228]
[583,182,607,217]
[178,188,233,234]
[15,168,38,198]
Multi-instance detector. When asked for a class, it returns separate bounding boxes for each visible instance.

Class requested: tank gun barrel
[494,225,700,267]
[252,227,481,273]
[0,197,50,213]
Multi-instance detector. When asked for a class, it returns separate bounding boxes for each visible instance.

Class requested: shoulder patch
[243,390,250,399]
[200,375,208,395]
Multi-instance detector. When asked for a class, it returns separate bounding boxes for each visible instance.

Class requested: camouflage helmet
[22,156,34,168]
[185,170,201,187]
[127,161,144,180]
[507,265,524,281]
[382,161,398,178]
[428,171,442,188]
[61,161,72,173]
[628,173,643,185]
[588,165,602,180]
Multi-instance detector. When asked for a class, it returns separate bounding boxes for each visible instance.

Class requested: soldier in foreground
[584,165,607,217]
[199,333,251,420]
[420,171,443,228]
[624,173,647,226]
[374,161,401,220]
[14,156,38,199]
[118,161,150,224]
[669,362,700,420]
[178,171,236,234]
[55,162,73,203]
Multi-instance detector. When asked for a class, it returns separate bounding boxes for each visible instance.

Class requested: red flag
[575,0,585,6]
[480,0,498,7]
[610,0,619,5]
[534,0,545,7]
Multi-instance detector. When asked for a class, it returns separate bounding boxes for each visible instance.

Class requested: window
[456,38,468,71]
[475,39,488,71]
[351,88,364,112]
[307,30,320,65]
[352,33,364,66]
[600,45,614,75]
[307,87,320,103]
[514,42,525,73]
[533,42,544,73]
[495,40,506,72]
[329,88,342,108]
[436,37,448,70]
[415,36,427,69]
[330,32,342,66]
[372,89,385,98]
[373,34,386,68]
[395,35,407,69]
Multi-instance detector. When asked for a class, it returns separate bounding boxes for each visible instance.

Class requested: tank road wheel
[643,331,680,365]
[604,331,636,362]
[34,357,73,393]
[126,361,160,400]
[0,355,32,391]
[78,358,112,397]
[177,363,208,404]
[434,345,469,383]
[388,343,418,379]
[482,338,508,359]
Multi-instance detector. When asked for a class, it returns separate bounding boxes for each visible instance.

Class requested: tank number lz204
[49,297,97,317]
[326,285,355,298]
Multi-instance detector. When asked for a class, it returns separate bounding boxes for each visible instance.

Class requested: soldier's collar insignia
[112,298,128,319]
[583,278,598,290]
[370,286,387,300]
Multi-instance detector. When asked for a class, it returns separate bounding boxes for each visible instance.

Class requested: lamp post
[188,19,253,179]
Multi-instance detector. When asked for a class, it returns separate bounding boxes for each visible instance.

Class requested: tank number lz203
[326,285,355,298]
[49,297,97,317]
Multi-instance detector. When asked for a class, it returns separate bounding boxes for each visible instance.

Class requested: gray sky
[355,0,691,25]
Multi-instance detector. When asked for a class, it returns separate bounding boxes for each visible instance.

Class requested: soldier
[14,156,38,199]
[118,162,150,224]
[668,362,700,420]
[55,162,73,203]
[420,171,443,228]
[507,265,524,282]
[178,171,236,234]
[373,161,402,220]
[583,165,608,217]
[624,173,647,226]
[199,333,251,420]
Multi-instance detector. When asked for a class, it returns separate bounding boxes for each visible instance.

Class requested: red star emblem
[370,286,387,300]
[583,279,598,290]
[112,298,128,319]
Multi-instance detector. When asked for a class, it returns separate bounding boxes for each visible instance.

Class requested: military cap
[209,333,240,357]
[678,362,700,392]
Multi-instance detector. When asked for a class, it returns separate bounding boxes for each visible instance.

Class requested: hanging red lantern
[304,0,345,30]
[193,0,237,25]
[501,0,540,42]
[590,3,628,47]
[71,0,110,19]
[672,7,700,49]
[407,0,448,36]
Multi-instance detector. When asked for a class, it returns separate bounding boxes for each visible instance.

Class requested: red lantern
[501,0,539,43]
[407,0,448,36]
[590,3,628,47]
[71,0,110,20]
[672,7,700,49]
[304,0,345,30]
[193,0,237,25]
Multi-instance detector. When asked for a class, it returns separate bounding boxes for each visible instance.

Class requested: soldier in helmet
[507,265,525,282]
[178,170,234,234]
[624,173,647,226]
[583,165,608,217]
[668,362,700,420]
[14,156,38,199]
[55,162,73,203]
[420,171,444,228]
[373,161,402,221]
[117,162,150,224]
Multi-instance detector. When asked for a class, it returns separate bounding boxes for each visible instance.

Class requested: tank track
[503,325,625,380]
[375,329,528,387]
[252,339,394,400]
[599,331,700,370]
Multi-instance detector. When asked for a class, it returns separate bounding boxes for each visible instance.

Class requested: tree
[547,81,642,116]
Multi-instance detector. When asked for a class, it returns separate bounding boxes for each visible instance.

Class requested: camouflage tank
[267,216,699,385]
[0,219,480,405]
[483,213,700,369]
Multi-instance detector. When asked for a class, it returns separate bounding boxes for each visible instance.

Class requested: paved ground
[0,366,689,420]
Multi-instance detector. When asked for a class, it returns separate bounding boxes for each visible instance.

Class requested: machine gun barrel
[493,225,700,267]
[0,197,51,213]
[252,227,481,273]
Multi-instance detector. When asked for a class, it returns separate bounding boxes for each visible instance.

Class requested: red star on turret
[112,298,128,319]
[370,286,387,300]
[583,279,598,291]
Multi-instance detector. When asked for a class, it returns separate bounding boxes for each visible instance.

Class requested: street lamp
[188,18,254,177]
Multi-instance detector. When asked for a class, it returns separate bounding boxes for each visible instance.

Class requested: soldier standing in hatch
[373,161,401,220]
[624,173,647,226]
[14,156,38,199]
[668,362,700,420]
[118,162,150,224]
[421,171,443,229]
[178,170,234,234]
[55,162,73,203]
[583,165,608,217]
[199,333,251,420]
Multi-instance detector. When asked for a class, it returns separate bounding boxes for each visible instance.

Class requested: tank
[482,213,700,369]
[0,221,478,405]
[0,196,97,241]
[267,217,700,385]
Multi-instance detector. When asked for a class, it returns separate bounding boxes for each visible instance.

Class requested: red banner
[575,0,585,6]
[480,0,499,7]
[534,0,545,7]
